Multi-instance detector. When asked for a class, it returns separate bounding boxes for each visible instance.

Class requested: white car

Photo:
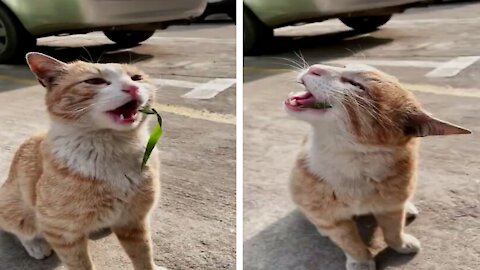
[0,0,207,62]
[244,0,432,54]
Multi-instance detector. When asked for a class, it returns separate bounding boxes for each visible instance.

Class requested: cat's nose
[122,85,139,99]
[307,66,326,76]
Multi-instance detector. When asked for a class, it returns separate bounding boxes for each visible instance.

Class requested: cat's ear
[26,52,67,88]
[404,111,471,137]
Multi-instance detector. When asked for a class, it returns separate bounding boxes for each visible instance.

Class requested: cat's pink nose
[307,66,326,76]
[122,85,139,99]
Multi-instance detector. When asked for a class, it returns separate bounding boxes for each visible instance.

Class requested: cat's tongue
[292,92,316,105]
[285,91,331,111]
[107,100,139,124]
[286,91,317,109]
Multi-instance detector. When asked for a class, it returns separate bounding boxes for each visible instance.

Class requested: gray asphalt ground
[0,19,236,270]
[244,1,480,270]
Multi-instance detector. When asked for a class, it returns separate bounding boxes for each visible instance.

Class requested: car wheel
[0,5,36,63]
[227,11,236,22]
[340,15,392,32]
[103,30,155,46]
[244,6,272,55]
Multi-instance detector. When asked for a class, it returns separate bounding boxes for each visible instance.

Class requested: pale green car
[244,0,431,54]
[0,0,207,62]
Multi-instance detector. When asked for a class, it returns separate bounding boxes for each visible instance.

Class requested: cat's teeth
[119,114,125,120]
[290,99,297,106]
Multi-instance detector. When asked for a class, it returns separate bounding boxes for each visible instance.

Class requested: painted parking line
[403,83,480,98]
[328,57,479,77]
[182,78,236,99]
[85,33,235,44]
[246,56,480,78]
[154,103,235,125]
[0,84,235,125]
[153,78,236,100]
[327,59,441,68]
[0,75,236,100]
[0,74,36,85]
[152,78,201,88]
[244,66,480,98]
[426,56,480,78]
[243,66,291,73]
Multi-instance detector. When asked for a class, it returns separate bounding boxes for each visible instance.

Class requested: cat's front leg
[375,209,421,254]
[41,231,94,270]
[113,220,157,270]
[307,215,375,270]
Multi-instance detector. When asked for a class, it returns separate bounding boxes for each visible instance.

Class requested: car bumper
[245,0,427,27]
[313,0,424,14]
[3,0,207,36]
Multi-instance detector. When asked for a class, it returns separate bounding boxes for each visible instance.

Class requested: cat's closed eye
[341,77,365,90]
[84,78,110,85]
[131,74,143,81]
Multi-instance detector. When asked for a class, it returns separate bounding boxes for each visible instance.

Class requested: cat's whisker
[331,91,357,130]
[96,51,106,63]
[328,88,384,133]
[341,88,392,133]
[270,57,305,71]
[270,56,301,66]
[81,47,94,63]
[274,62,305,73]
[294,51,309,70]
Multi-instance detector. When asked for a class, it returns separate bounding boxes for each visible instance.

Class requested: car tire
[0,5,36,63]
[340,15,392,32]
[244,6,272,55]
[103,30,155,46]
[227,11,236,22]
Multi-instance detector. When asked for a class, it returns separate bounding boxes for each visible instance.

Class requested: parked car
[0,0,207,62]
[198,0,236,21]
[244,0,431,55]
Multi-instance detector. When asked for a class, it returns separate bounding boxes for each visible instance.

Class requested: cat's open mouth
[284,91,332,111]
[106,100,140,124]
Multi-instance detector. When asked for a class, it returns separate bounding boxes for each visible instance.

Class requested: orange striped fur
[0,53,162,270]
[285,64,470,270]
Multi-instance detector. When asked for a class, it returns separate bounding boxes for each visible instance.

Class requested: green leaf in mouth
[299,102,332,109]
[139,106,163,170]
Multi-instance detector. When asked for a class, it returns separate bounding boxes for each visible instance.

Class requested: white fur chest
[305,129,394,199]
[46,122,151,194]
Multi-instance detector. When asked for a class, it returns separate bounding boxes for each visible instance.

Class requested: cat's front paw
[346,256,376,270]
[391,233,421,254]
[154,266,169,270]
[20,237,53,260]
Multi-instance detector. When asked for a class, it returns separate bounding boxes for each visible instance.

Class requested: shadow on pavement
[244,210,417,270]
[194,19,234,24]
[433,0,480,6]
[0,231,61,270]
[6,43,153,66]
[244,29,393,83]
[34,44,153,64]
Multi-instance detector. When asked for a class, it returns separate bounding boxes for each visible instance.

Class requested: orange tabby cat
[285,64,470,270]
[0,53,164,270]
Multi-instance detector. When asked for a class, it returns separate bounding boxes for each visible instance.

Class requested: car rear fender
[1,0,84,36]
[244,0,426,28]
[0,0,32,34]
